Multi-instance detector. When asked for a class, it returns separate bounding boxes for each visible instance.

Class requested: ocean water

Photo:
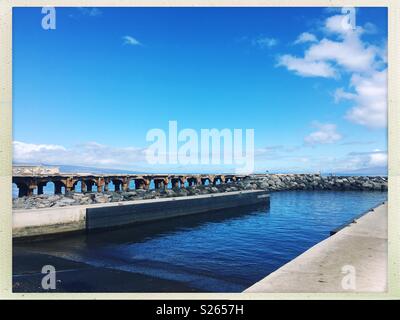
[15,191,387,292]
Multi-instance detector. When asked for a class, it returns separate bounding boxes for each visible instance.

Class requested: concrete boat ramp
[245,202,387,293]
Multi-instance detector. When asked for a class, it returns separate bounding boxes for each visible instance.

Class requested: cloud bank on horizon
[12,7,388,174]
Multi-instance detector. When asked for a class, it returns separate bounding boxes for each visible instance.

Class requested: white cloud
[324,14,377,37]
[324,14,354,36]
[277,12,387,128]
[277,54,337,78]
[13,141,66,163]
[294,32,318,44]
[369,149,387,167]
[77,7,102,17]
[304,122,342,145]
[342,150,387,170]
[281,33,378,77]
[334,87,357,102]
[13,141,147,169]
[364,22,378,34]
[306,36,378,73]
[252,36,278,48]
[336,69,387,128]
[123,35,142,46]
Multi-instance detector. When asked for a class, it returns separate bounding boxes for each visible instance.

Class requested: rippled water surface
[16,191,387,292]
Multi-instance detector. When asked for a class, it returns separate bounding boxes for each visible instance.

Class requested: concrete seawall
[244,201,387,293]
[13,190,269,238]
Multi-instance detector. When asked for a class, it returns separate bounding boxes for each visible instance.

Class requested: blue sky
[12,7,388,174]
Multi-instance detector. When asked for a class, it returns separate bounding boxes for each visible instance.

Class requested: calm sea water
[16,191,387,292]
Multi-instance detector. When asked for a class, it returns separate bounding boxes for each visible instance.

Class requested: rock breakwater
[13,174,387,210]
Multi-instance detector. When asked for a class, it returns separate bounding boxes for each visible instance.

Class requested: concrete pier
[245,202,387,293]
[12,171,245,197]
[13,190,269,238]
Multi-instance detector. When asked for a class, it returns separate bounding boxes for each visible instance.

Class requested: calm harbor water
[14,191,387,292]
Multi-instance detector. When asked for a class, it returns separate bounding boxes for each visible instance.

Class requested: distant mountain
[56,165,145,174]
[336,166,388,176]
[13,162,144,174]
[322,166,388,176]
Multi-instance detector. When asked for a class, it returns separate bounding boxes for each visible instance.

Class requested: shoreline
[244,201,387,293]
[13,174,388,210]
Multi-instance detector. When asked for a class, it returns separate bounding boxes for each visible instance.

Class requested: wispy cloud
[277,55,337,78]
[252,36,278,48]
[294,32,318,44]
[339,149,387,171]
[340,140,376,146]
[122,35,142,46]
[69,7,103,18]
[304,122,342,145]
[77,7,102,17]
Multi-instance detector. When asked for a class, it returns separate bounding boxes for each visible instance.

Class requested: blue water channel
[15,191,387,292]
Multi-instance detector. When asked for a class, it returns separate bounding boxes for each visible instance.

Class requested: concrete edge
[13,190,269,239]
[244,201,388,293]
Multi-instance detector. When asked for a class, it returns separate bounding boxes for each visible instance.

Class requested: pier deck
[245,202,387,293]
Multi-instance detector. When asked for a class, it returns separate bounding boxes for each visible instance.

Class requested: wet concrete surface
[13,248,199,292]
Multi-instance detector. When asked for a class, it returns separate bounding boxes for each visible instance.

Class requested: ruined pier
[12,171,249,197]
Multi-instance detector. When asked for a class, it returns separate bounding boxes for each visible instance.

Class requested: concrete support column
[37,183,45,195]
[17,184,29,197]
[65,178,74,195]
[122,179,129,192]
[180,178,187,188]
[171,178,179,188]
[27,185,36,196]
[54,181,63,194]
[144,179,150,190]
[81,181,87,193]
[97,178,105,193]
[104,178,110,192]
[86,181,93,192]
[113,180,121,192]
[163,178,169,189]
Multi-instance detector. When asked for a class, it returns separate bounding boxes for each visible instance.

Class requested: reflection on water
[15,191,387,292]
